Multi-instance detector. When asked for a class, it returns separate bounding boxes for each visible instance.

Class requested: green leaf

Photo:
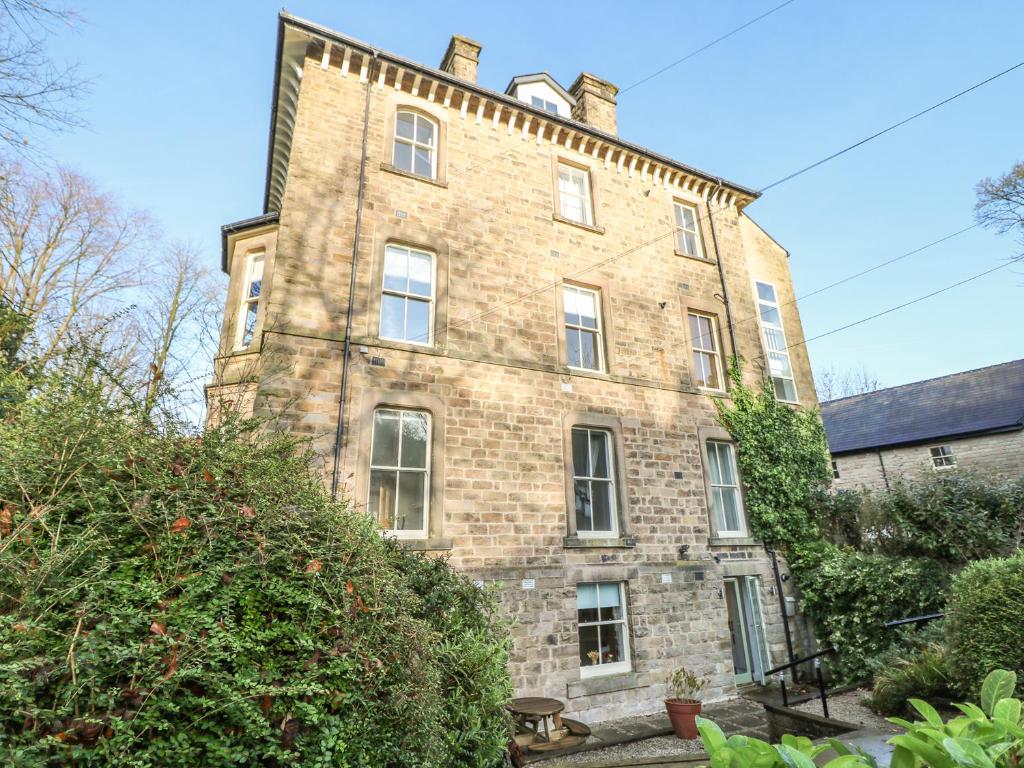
[954,703,987,721]
[827,738,854,757]
[909,698,944,728]
[890,745,917,768]
[698,717,728,755]
[991,698,1021,727]
[889,735,955,768]
[823,755,874,768]
[776,744,818,768]
[942,737,995,768]
[980,670,1017,717]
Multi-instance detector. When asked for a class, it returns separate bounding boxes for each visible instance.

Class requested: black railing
[883,612,944,629]
[766,647,837,717]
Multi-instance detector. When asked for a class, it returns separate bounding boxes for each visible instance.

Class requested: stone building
[824,359,1024,492]
[208,11,819,723]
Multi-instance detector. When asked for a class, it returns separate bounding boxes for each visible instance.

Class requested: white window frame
[557,162,594,226]
[707,440,747,537]
[379,244,435,346]
[563,284,605,372]
[930,445,956,470]
[572,427,619,539]
[753,280,799,404]
[673,201,705,259]
[531,95,559,114]
[688,311,725,391]
[577,581,631,679]
[392,110,438,180]
[368,408,431,539]
[235,252,264,350]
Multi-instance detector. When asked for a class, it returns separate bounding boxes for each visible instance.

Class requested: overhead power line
[618,0,799,95]
[758,60,1024,192]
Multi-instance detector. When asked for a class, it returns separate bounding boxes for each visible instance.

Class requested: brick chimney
[569,72,619,135]
[440,35,482,83]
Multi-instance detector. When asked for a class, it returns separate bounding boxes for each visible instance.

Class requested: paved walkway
[525,698,770,765]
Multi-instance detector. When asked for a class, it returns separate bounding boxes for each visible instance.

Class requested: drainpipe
[877,449,890,490]
[331,50,379,501]
[768,546,797,683]
[706,182,738,363]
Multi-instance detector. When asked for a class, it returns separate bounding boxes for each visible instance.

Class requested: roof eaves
[268,11,760,208]
[830,422,1024,456]
[221,212,280,273]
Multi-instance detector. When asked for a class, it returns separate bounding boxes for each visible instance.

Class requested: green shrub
[868,642,954,716]
[0,370,511,767]
[947,553,1024,696]
[789,541,949,682]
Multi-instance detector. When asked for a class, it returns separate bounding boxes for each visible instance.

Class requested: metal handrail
[883,612,944,629]
[767,647,837,716]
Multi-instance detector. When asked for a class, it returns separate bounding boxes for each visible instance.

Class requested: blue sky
[46,1,1024,391]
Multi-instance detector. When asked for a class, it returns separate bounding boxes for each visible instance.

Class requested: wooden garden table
[508,697,565,743]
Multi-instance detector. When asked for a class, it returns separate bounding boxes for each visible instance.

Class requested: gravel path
[541,733,704,766]
[792,689,899,733]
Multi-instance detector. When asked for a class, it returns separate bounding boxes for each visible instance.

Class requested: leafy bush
[714,370,832,547]
[813,476,1024,564]
[889,669,1023,768]
[946,553,1024,697]
[697,716,875,768]
[869,642,954,716]
[789,542,949,682]
[0,369,511,767]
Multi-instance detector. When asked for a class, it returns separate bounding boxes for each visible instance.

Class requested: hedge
[788,541,949,682]
[946,553,1024,696]
[0,368,511,767]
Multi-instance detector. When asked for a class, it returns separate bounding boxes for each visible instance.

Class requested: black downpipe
[705,184,738,362]
[768,546,798,683]
[331,51,378,501]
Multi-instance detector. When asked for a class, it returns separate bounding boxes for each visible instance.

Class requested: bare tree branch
[815,364,883,402]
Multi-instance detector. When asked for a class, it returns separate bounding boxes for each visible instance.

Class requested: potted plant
[664,665,708,740]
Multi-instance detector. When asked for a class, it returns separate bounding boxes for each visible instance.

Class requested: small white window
[572,427,618,538]
[674,202,704,259]
[563,285,604,371]
[754,280,798,403]
[688,312,724,391]
[557,163,593,226]
[707,441,746,536]
[368,408,430,538]
[832,460,841,480]
[236,253,264,349]
[380,245,434,345]
[577,582,631,678]
[930,445,956,470]
[393,111,437,179]
[531,95,559,114]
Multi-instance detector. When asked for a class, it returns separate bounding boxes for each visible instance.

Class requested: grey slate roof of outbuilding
[820,359,1024,455]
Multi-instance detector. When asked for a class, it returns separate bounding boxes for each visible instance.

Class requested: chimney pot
[440,35,482,83]
[569,72,619,135]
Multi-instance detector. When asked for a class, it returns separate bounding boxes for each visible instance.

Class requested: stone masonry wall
[211,39,817,723]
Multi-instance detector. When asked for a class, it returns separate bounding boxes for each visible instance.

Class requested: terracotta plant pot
[665,698,702,740]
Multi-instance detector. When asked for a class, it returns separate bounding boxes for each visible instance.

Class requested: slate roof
[820,359,1024,455]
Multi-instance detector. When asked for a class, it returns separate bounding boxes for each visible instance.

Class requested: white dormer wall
[512,80,571,117]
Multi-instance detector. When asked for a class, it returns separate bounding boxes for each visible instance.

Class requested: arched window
[392,110,437,179]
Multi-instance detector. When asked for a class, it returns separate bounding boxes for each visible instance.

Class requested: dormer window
[505,73,575,118]
[531,95,559,114]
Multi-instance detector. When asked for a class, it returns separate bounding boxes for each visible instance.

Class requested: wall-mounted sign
[521,578,535,590]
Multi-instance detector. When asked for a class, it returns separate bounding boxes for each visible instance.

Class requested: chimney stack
[569,72,619,135]
[440,35,482,83]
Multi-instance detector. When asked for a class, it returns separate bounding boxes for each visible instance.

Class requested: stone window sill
[553,213,605,235]
[675,249,718,265]
[563,535,636,549]
[709,535,760,547]
[396,537,453,551]
[380,162,449,188]
[567,671,650,699]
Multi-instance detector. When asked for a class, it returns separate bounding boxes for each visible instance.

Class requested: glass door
[724,578,753,685]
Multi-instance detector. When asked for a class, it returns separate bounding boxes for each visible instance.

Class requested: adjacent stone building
[208,12,819,723]
[823,359,1024,492]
